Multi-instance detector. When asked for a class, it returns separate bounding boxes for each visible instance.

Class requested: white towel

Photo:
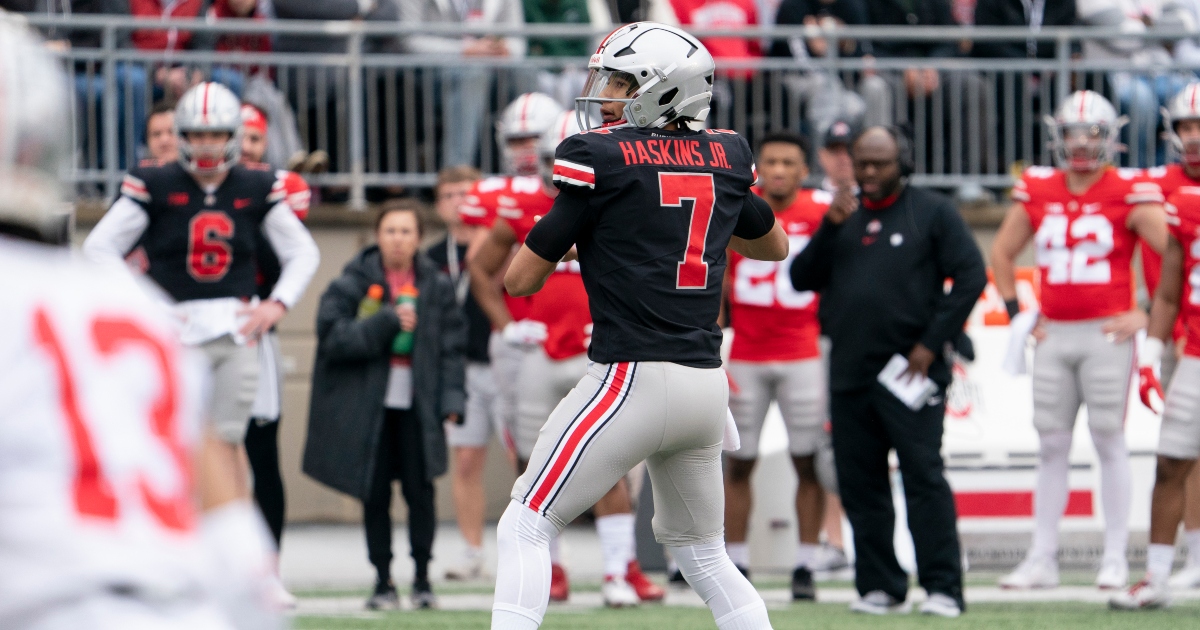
[1003,307,1041,376]
[722,408,741,452]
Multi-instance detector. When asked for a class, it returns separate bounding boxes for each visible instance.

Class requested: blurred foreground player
[0,18,279,630]
[992,91,1167,590]
[491,22,788,630]
[83,82,321,495]
[1110,140,1200,610]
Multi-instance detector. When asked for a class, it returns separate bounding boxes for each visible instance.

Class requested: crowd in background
[12,0,1200,203]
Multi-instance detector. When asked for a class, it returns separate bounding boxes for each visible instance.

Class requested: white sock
[595,513,635,578]
[1031,430,1073,561]
[795,543,819,570]
[1147,543,1175,582]
[1090,429,1132,562]
[1186,529,1200,566]
[668,540,771,629]
[548,535,562,566]
[491,501,560,630]
[726,541,750,568]
[466,544,483,560]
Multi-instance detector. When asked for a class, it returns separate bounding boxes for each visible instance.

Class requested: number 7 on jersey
[659,172,716,290]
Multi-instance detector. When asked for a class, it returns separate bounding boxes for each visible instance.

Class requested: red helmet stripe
[1079,91,1087,120]
[1191,85,1198,113]
[201,83,210,125]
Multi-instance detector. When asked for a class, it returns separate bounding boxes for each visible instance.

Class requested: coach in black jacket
[791,127,985,615]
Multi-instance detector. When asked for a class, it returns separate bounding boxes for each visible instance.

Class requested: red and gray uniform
[1159,187,1200,459]
[726,188,829,459]
[82,161,319,443]
[510,126,775,543]
[1012,166,1162,434]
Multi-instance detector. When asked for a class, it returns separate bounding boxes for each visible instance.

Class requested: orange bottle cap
[367,284,384,299]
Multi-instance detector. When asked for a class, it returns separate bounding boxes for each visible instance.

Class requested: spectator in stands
[670,0,761,127]
[145,100,178,163]
[525,0,613,108]
[1077,0,1198,166]
[203,0,272,95]
[860,0,991,195]
[971,0,1078,166]
[303,200,466,611]
[398,0,526,168]
[770,0,869,145]
[129,0,208,101]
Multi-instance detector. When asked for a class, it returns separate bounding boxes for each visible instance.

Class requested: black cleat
[411,579,437,609]
[792,566,816,601]
[365,581,400,610]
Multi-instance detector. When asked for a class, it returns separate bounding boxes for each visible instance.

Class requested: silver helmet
[175,82,242,174]
[1045,90,1125,172]
[496,92,564,177]
[1164,82,1200,166]
[576,22,715,131]
[0,14,73,244]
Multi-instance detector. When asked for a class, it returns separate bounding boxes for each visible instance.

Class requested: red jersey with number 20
[728,188,829,361]
[464,175,592,359]
[1164,187,1200,357]
[1012,166,1163,321]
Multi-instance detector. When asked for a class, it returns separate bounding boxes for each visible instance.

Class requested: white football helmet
[538,111,585,189]
[1164,82,1200,166]
[0,14,73,244]
[496,92,564,177]
[175,82,242,174]
[1045,90,1126,172]
[576,22,715,131]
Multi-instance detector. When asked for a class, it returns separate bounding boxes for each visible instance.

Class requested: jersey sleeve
[1125,178,1164,205]
[551,135,596,191]
[733,192,775,240]
[525,187,593,263]
[119,167,153,207]
[282,171,311,221]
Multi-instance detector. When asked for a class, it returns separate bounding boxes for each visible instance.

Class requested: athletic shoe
[919,593,961,618]
[811,544,853,581]
[791,566,816,601]
[1168,563,1200,588]
[849,590,910,615]
[549,564,570,602]
[1109,579,1171,610]
[365,581,400,611]
[1096,558,1129,590]
[443,549,485,581]
[269,575,297,610]
[411,580,437,610]
[626,560,665,601]
[998,555,1059,589]
[601,576,640,608]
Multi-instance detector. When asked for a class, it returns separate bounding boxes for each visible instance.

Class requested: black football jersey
[120,161,285,302]
[529,126,772,368]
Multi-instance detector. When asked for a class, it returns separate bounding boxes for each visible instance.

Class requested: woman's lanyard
[447,235,470,306]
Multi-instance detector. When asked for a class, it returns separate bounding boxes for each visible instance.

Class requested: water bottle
[392,285,419,355]
[357,284,384,319]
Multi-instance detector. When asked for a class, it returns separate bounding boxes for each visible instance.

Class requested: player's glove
[502,319,548,348]
[1139,337,1165,414]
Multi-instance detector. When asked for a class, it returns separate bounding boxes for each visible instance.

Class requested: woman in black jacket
[303,200,466,610]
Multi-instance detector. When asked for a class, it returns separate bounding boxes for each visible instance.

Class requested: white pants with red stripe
[511,360,728,545]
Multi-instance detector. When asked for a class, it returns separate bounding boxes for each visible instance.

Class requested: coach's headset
[882,124,916,178]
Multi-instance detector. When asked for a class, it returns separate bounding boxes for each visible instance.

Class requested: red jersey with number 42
[0,242,213,618]
[728,188,829,361]
[1012,166,1163,321]
[1164,187,1200,357]
[464,175,592,359]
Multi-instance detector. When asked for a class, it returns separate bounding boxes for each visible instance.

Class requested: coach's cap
[823,118,859,148]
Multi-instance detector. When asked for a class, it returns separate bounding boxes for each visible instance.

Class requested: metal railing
[22,16,1200,206]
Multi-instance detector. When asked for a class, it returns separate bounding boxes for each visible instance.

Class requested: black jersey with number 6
[526,126,774,368]
[120,161,284,303]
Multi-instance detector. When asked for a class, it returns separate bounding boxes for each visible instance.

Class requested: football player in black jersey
[489,23,787,630]
[84,82,320,493]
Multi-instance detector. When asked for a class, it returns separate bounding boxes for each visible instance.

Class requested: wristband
[1004,298,1020,320]
[1141,337,1165,368]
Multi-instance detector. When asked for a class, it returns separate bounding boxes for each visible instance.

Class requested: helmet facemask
[503,135,542,177]
[1046,117,1122,172]
[576,69,644,130]
[177,129,242,175]
[1166,111,1200,168]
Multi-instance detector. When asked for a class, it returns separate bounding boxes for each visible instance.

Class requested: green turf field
[295,601,1200,630]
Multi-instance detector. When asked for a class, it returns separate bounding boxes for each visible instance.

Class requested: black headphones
[883,125,916,178]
